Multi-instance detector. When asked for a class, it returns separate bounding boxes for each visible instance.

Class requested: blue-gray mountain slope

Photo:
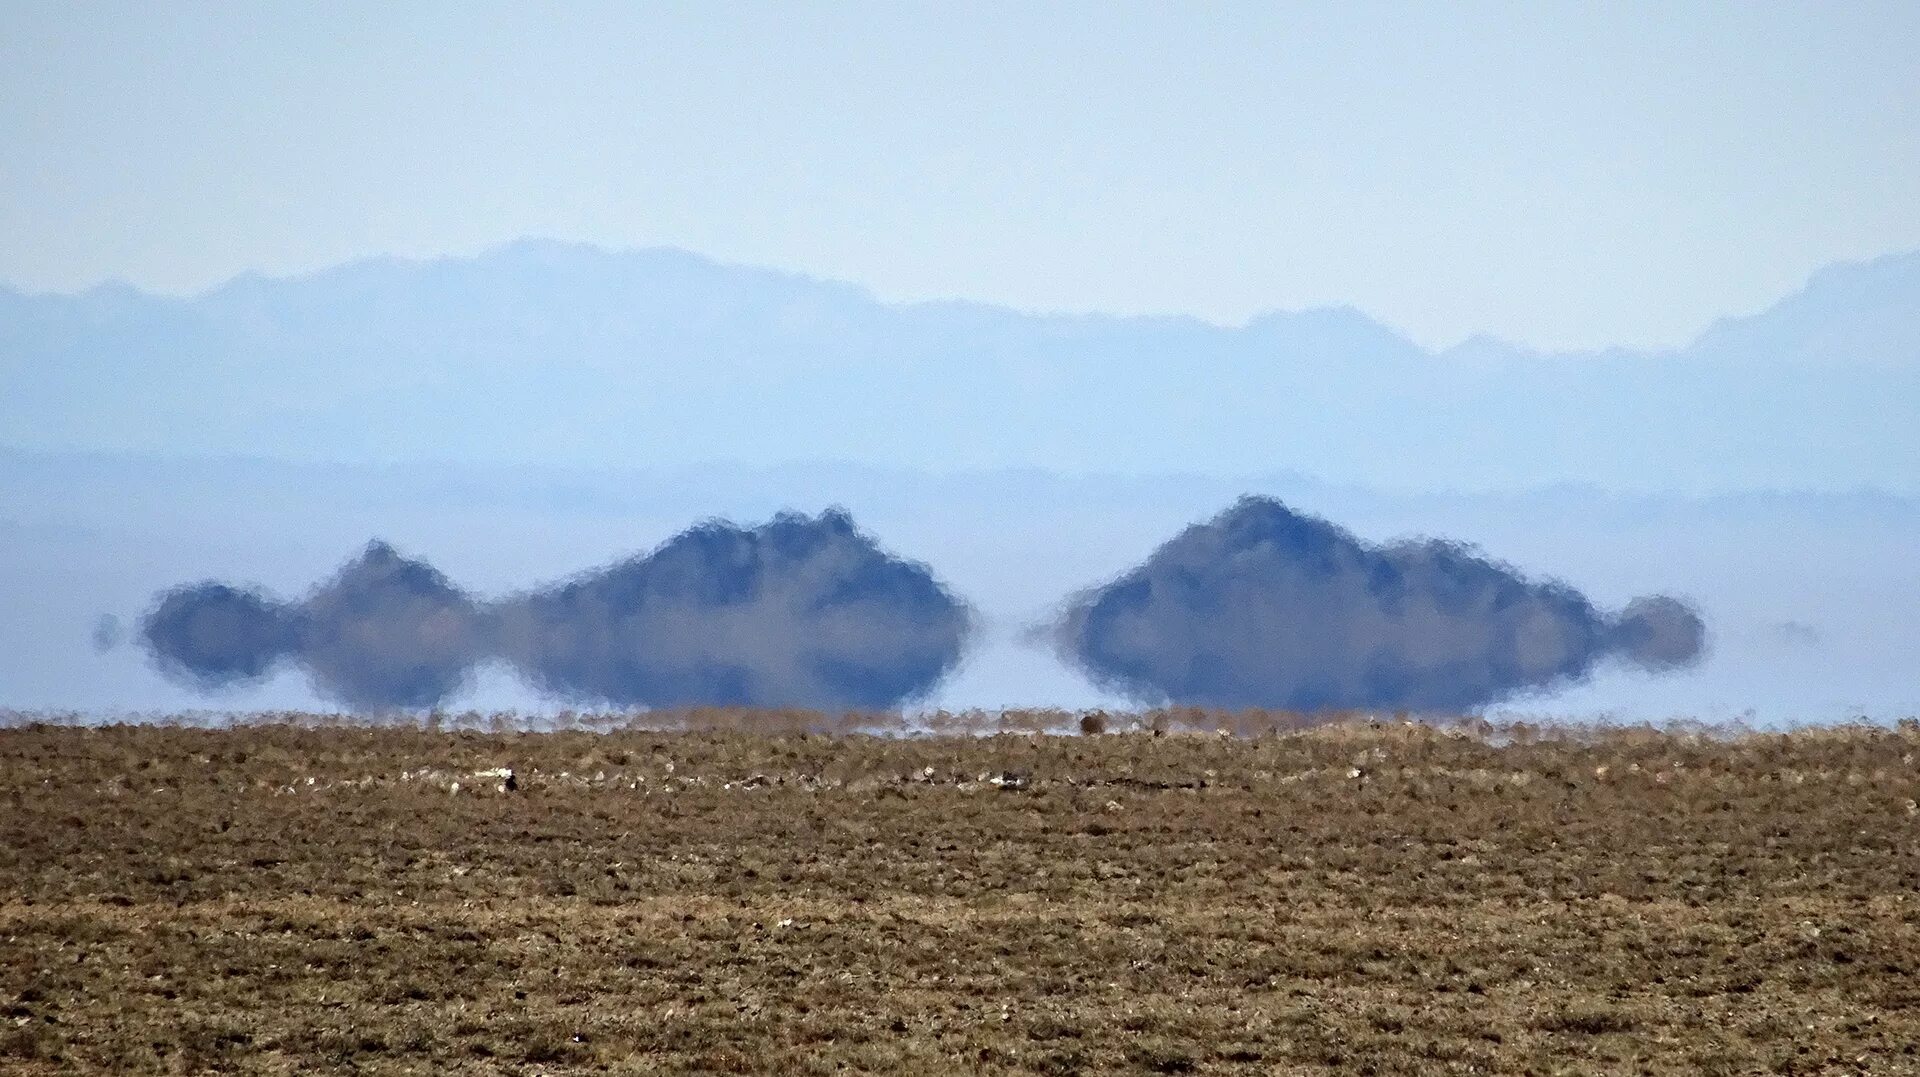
[3,241,1914,491]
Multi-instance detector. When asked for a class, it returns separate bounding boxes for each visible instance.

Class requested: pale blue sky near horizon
[4,2,1918,351]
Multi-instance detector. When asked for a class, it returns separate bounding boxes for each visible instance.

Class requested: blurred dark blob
[495,510,971,709]
[141,511,969,711]
[90,613,124,653]
[297,541,484,709]
[142,583,298,690]
[1056,496,1706,712]
[1609,595,1710,670]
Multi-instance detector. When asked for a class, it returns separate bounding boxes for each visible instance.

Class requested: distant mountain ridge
[3,240,1915,491]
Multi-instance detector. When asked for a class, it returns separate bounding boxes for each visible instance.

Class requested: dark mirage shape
[493,510,971,709]
[141,542,485,709]
[141,512,970,710]
[1056,497,1705,712]
[295,542,485,709]
[142,582,299,690]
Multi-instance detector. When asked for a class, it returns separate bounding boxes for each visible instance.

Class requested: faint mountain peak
[1440,332,1531,363]
[1242,304,1422,361]
[15,277,174,321]
[1439,332,1646,366]
[1797,248,1920,299]
[471,238,879,304]
[79,279,148,300]
[1687,248,1920,365]
[1245,303,1390,334]
[901,295,1219,340]
[194,238,879,315]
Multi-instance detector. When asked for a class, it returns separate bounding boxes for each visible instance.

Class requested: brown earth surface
[3,712,1919,1075]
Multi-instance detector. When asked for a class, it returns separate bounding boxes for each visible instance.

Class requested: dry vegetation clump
[3,711,1919,1074]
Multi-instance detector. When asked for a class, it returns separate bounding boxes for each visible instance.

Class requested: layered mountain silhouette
[3,240,1915,491]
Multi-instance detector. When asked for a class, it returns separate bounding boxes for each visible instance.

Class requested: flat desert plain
[3,713,1918,1074]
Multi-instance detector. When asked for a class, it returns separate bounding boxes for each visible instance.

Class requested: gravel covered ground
[4,713,1919,1074]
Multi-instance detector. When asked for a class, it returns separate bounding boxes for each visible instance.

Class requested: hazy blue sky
[3,2,1917,350]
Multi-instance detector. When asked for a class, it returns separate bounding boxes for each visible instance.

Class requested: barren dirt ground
[4,714,1919,1075]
